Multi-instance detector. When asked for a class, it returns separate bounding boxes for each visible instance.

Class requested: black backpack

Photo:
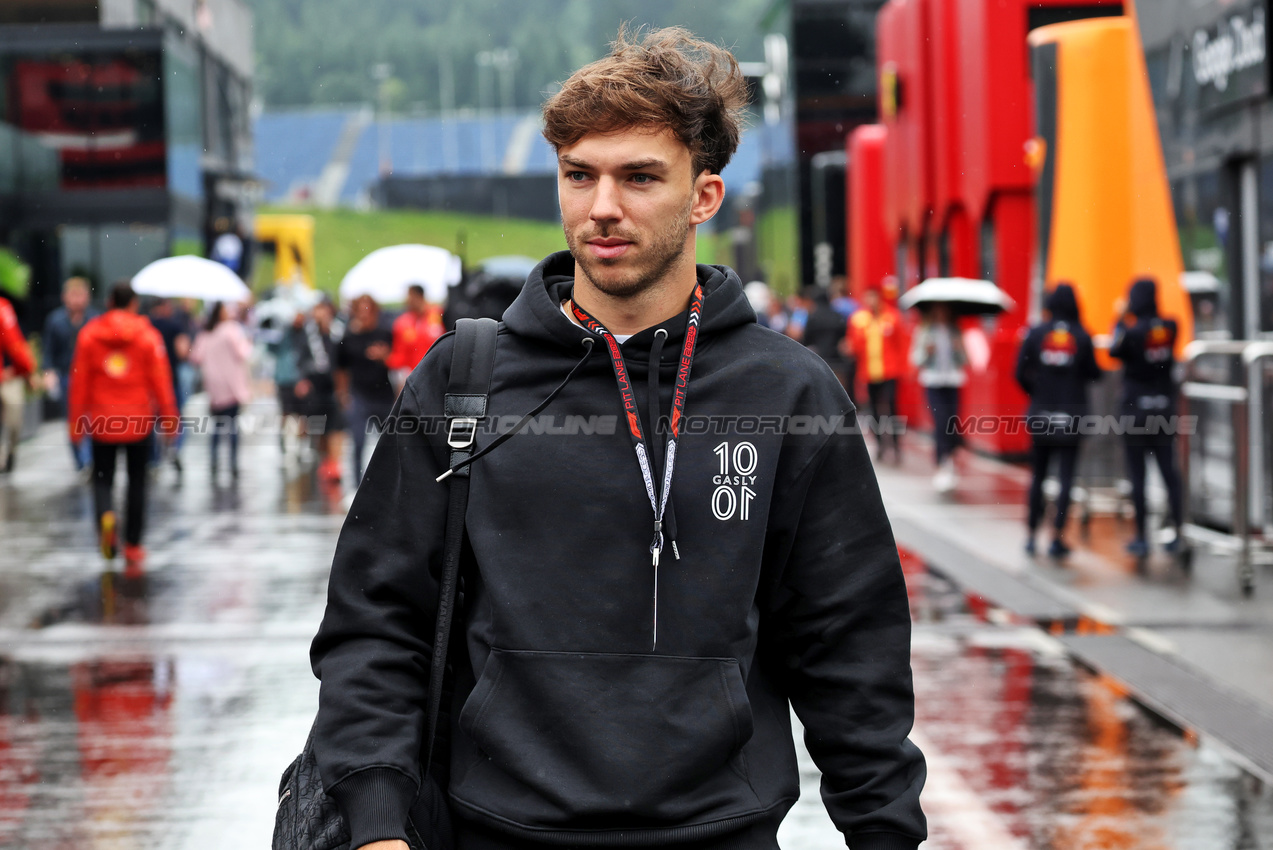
[272,317,498,850]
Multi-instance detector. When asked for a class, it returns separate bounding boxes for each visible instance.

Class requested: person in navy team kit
[1016,283,1102,559]
[1109,277,1185,558]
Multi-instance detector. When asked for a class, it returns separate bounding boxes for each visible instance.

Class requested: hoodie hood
[83,309,156,349]
[1046,284,1080,323]
[1128,278,1158,319]
[502,251,757,350]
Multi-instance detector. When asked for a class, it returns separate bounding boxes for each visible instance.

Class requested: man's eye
[631,174,654,185]
[565,171,589,182]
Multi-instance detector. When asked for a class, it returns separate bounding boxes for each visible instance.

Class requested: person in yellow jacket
[849,286,907,463]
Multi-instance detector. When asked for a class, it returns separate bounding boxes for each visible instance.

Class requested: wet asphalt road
[2,400,1273,849]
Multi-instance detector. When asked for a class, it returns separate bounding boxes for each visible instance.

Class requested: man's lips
[586,238,633,260]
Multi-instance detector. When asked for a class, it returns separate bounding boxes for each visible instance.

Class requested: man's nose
[589,177,623,223]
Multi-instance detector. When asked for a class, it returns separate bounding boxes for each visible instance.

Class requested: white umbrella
[898,277,1016,316]
[132,256,251,302]
[338,244,461,305]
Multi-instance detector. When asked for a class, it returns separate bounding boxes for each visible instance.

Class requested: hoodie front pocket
[455,648,755,824]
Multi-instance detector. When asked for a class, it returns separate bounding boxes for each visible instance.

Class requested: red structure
[856,0,1124,455]
[848,126,890,296]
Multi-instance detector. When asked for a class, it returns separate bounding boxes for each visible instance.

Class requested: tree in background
[248,0,774,111]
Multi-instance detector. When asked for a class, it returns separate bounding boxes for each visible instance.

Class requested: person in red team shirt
[0,294,36,473]
[69,281,178,575]
[0,294,35,386]
[385,284,444,381]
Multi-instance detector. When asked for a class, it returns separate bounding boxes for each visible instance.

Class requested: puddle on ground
[901,545,1273,850]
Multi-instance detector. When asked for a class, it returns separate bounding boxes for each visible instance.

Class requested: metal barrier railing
[1179,339,1273,596]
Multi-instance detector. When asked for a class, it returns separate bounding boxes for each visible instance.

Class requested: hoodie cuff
[851,833,923,850]
[328,767,417,849]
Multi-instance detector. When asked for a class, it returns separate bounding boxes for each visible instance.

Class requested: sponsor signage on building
[1190,2,1267,111]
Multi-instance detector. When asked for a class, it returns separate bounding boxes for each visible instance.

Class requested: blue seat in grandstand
[254,109,352,201]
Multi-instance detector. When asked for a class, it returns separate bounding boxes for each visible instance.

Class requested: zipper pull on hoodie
[651,522,661,651]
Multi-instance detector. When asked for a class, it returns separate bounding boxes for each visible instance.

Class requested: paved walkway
[4,404,1273,847]
[875,435,1273,783]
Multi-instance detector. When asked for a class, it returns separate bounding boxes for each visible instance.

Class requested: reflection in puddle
[30,572,153,629]
[1,655,175,848]
[901,547,1273,849]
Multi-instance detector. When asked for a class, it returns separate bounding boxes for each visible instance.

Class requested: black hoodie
[1109,278,1179,406]
[311,252,926,850]
[1015,284,1102,445]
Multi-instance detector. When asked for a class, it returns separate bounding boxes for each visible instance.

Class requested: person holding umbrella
[901,278,1014,493]
[1015,283,1102,558]
[910,303,966,493]
[189,301,254,483]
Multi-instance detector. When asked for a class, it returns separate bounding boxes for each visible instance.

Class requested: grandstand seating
[254,109,351,202]
[253,107,793,206]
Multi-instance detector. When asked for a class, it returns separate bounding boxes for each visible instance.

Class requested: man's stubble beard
[567,196,694,301]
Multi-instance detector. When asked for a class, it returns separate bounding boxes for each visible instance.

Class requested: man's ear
[689,171,725,226]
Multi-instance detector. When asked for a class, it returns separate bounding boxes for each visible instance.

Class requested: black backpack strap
[423,317,498,779]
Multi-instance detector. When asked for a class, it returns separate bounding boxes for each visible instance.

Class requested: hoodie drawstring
[436,338,595,482]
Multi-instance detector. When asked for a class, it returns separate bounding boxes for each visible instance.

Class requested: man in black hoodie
[311,26,926,850]
[1109,277,1185,557]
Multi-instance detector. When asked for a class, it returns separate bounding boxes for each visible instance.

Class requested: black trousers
[349,393,395,484]
[1027,442,1078,534]
[926,385,961,465]
[92,437,151,547]
[867,379,899,456]
[210,402,241,473]
[1125,439,1184,540]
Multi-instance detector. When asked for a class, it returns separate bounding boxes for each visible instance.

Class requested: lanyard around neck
[569,283,704,570]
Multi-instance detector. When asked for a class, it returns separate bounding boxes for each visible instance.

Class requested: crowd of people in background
[747,274,907,463]
[0,263,1188,571]
[0,271,447,576]
[743,271,1186,563]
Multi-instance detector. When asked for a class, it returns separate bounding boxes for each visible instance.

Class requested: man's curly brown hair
[542,25,749,177]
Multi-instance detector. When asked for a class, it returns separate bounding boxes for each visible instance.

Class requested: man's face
[354,295,378,325]
[558,126,717,300]
[64,286,89,313]
[406,290,426,314]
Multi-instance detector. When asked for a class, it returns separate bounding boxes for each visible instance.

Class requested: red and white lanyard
[570,284,704,573]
